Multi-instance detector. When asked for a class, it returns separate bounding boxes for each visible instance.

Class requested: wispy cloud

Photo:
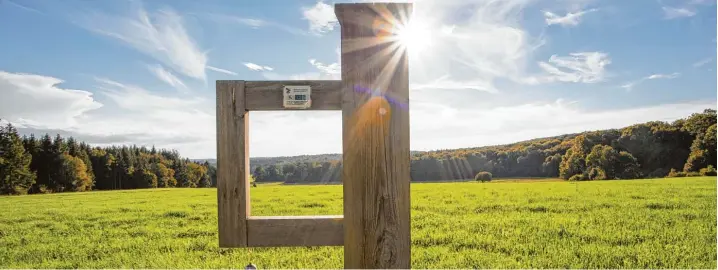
[207,66,238,76]
[527,52,611,84]
[308,59,340,78]
[661,0,714,19]
[146,64,187,91]
[302,1,338,35]
[5,0,44,15]
[693,57,713,68]
[544,8,598,27]
[646,72,680,79]
[621,72,681,91]
[662,6,696,19]
[197,13,308,35]
[78,3,208,80]
[236,18,265,28]
[262,72,332,80]
[244,63,273,71]
[95,78,204,111]
[411,75,498,93]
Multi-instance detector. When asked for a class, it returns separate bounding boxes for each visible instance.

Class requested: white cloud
[308,59,340,79]
[0,71,103,129]
[88,78,213,157]
[693,57,713,68]
[146,64,187,91]
[95,78,202,111]
[236,18,265,28]
[662,6,696,19]
[544,8,598,27]
[1,70,214,158]
[531,52,611,84]
[262,71,334,80]
[261,58,341,80]
[79,4,207,80]
[202,13,309,36]
[410,100,716,151]
[646,72,680,79]
[411,75,498,93]
[244,63,273,71]
[206,65,238,76]
[302,1,338,35]
[620,72,681,91]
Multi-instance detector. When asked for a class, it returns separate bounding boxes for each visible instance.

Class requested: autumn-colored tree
[152,162,176,188]
[61,153,92,191]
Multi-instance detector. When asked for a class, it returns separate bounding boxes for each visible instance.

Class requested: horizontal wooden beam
[241,80,342,111]
[246,215,344,247]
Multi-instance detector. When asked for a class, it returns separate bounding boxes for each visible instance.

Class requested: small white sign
[283,85,312,109]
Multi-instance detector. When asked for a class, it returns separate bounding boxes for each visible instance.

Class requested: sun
[396,18,433,56]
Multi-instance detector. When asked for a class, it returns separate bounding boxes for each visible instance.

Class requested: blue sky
[0,0,715,158]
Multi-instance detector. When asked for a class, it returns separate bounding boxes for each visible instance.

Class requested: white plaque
[283,85,312,109]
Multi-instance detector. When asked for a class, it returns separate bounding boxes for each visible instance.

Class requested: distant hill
[194,152,427,171]
[242,109,717,183]
[193,153,342,170]
[193,109,716,184]
[194,135,578,168]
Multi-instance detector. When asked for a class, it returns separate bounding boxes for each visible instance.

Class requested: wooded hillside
[251,109,717,183]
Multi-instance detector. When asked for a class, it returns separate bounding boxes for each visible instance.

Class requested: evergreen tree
[36,134,54,190]
[0,123,36,194]
[49,134,68,191]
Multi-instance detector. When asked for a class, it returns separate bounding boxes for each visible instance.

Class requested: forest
[0,124,214,195]
[251,109,717,183]
[0,109,716,194]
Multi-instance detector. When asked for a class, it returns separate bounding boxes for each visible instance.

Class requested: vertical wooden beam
[336,3,412,269]
[217,80,250,247]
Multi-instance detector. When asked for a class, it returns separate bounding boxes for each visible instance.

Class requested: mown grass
[0,177,715,268]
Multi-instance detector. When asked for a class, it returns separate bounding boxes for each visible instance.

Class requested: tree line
[2,109,715,194]
[252,109,716,182]
[0,123,214,195]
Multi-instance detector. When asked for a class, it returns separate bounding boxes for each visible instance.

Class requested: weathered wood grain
[216,80,250,248]
[244,80,342,111]
[247,216,344,247]
[336,3,412,269]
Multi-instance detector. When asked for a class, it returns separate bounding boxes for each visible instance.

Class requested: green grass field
[0,177,715,268]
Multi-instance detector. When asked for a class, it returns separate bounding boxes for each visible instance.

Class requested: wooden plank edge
[247,216,344,247]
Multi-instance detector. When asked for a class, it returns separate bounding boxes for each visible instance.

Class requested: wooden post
[336,3,412,269]
[217,80,250,247]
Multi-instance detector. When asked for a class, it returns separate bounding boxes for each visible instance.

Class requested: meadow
[0,177,715,268]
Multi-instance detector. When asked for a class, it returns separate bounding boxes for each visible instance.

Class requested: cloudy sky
[0,0,715,158]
